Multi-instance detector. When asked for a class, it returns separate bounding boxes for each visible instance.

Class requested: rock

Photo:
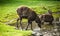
[33,28,41,32]
[43,31,53,36]
[32,28,43,36]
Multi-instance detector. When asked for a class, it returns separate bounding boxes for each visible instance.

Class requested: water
[7,20,60,36]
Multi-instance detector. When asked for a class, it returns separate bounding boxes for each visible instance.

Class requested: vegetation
[0,22,32,36]
[0,0,60,36]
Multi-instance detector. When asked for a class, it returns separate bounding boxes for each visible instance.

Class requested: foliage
[0,1,60,36]
[0,22,32,36]
[0,5,60,23]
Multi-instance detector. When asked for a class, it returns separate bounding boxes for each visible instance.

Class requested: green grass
[0,22,32,36]
[0,5,60,23]
[0,1,60,23]
[0,1,60,36]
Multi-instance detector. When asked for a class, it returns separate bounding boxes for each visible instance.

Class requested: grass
[0,22,32,36]
[0,1,60,36]
[0,5,60,23]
